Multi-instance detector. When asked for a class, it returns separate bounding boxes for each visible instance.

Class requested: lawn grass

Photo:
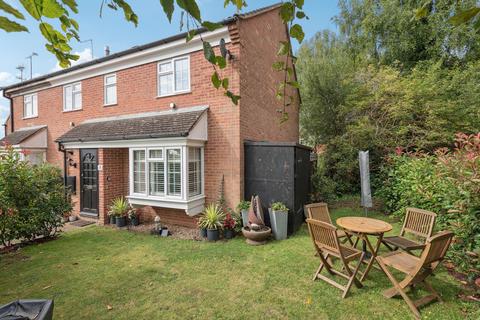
[0,208,478,319]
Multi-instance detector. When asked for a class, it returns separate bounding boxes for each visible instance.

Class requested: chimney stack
[104,45,110,56]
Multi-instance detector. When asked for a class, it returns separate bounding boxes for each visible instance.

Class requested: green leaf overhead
[113,0,138,27]
[201,20,222,31]
[203,41,216,64]
[0,0,25,19]
[186,29,195,42]
[211,71,221,89]
[19,0,44,20]
[215,56,226,69]
[42,0,66,19]
[61,0,78,14]
[279,2,294,23]
[277,40,290,56]
[0,16,28,32]
[176,0,201,22]
[290,23,304,43]
[159,0,174,22]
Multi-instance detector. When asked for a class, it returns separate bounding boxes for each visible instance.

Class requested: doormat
[70,220,95,227]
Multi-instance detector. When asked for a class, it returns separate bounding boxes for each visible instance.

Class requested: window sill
[127,194,205,216]
[104,103,117,107]
[63,108,83,113]
[22,115,38,120]
[156,90,191,99]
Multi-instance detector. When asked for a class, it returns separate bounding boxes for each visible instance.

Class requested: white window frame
[148,148,165,197]
[128,145,204,202]
[131,148,147,196]
[157,56,191,97]
[63,82,82,112]
[23,93,38,119]
[104,73,117,106]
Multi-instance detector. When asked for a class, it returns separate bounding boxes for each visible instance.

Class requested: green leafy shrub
[377,133,480,279]
[108,197,129,217]
[236,200,250,211]
[0,146,72,246]
[271,202,288,212]
[202,204,224,230]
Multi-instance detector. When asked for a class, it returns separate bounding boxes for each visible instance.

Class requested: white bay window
[129,145,204,214]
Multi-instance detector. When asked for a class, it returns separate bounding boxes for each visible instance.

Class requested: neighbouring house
[0,3,300,227]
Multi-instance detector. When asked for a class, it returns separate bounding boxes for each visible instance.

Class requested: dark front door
[80,149,99,215]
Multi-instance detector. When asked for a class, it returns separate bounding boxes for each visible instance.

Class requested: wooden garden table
[336,217,392,281]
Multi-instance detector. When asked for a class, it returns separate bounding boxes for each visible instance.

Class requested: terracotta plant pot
[224,229,235,239]
[116,216,126,228]
[242,226,271,245]
[207,229,219,241]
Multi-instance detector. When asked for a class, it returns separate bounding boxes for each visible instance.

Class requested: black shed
[244,141,312,235]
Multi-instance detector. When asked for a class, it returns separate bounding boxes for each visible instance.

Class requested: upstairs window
[157,56,190,97]
[64,82,82,111]
[104,74,117,105]
[24,93,38,118]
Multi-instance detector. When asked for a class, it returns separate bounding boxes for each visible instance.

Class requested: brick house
[0,4,299,227]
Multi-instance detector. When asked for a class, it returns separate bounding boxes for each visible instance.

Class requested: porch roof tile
[1,126,46,145]
[56,109,206,143]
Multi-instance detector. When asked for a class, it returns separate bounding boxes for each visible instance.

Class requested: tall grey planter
[269,209,288,240]
[241,209,249,227]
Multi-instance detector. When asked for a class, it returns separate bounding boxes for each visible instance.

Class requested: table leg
[360,233,384,282]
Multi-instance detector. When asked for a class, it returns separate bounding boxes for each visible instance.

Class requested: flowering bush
[377,133,480,280]
[0,145,72,247]
[223,213,236,230]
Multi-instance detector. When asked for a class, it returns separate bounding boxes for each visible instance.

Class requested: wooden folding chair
[306,218,365,298]
[377,231,454,319]
[382,208,436,253]
[305,203,354,246]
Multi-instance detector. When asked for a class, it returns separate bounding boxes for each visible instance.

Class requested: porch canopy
[56,106,208,216]
[1,125,48,164]
[56,107,207,144]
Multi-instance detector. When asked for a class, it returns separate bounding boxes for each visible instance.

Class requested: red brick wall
[98,148,129,224]
[237,8,300,198]
[9,12,300,226]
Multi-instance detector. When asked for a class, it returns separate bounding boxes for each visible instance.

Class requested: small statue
[154,215,161,232]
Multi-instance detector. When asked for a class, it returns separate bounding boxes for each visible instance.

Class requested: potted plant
[203,203,224,241]
[107,211,117,225]
[197,215,208,238]
[128,207,139,226]
[269,202,289,240]
[108,197,129,228]
[223,213,237,239]
[237,200,250,227]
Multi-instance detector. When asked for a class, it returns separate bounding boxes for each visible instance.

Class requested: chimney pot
[104,45,110,56]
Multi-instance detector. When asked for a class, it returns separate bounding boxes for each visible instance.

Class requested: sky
[0,0,340,137]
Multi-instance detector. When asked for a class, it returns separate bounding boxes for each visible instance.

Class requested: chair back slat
[306,218,340,254]
[402,208,436,238]
[420,231,454,267]
[305,203,332,224]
